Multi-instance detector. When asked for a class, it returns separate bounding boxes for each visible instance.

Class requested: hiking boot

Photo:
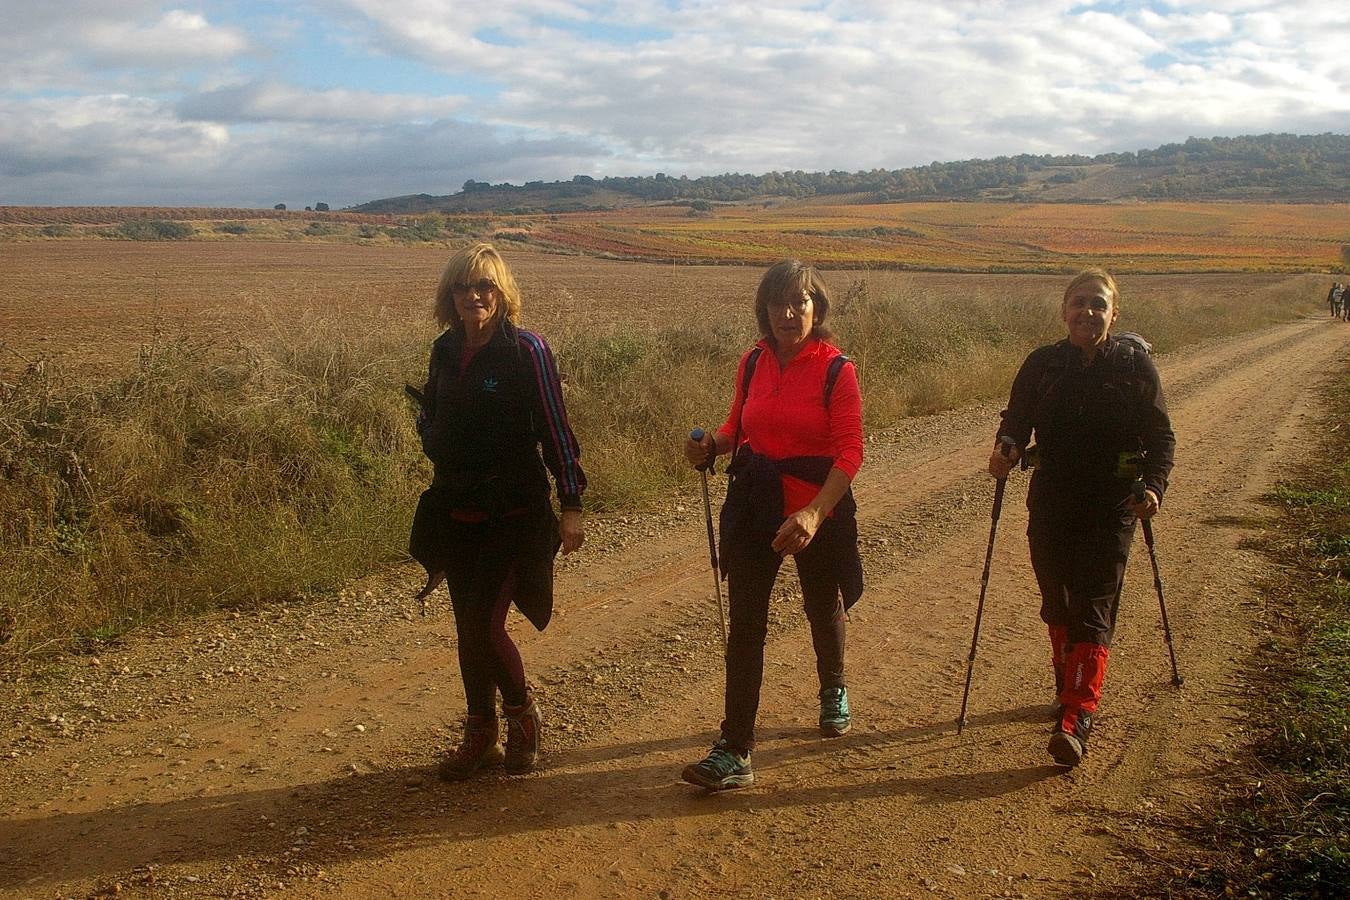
[1048,642,1109,767]
[681,739,753,791]
[502,694,542,775]
[1048,709,1093,767]
[819,686,851,737]
[438,714,504,782]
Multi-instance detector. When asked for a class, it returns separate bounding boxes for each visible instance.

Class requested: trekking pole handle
[997,436,1016,461]
[1131,478,1146,503]
[690,427,716,474]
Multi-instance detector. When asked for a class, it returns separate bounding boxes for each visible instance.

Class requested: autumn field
[5,199,1347,273]
[521,200,1350,272]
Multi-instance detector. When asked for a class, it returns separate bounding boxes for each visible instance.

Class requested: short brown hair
[754,259,834,341]
[433,242,523,330]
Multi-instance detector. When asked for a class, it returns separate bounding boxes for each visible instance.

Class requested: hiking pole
[690,428,728,653]
[958,436,1016,734]
[1132,480,1184,687]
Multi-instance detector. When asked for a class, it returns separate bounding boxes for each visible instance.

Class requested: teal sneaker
[681,739,753,791]
[819,686,851,736]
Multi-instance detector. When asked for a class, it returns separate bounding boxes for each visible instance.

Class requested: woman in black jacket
[988,268,1175,768]
[410,242,585,781]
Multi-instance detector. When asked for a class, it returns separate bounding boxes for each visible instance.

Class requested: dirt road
[3,316,1346,898]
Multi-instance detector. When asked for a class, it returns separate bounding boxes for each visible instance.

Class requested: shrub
[389,215,444,243]
[215,223,249,235]
[0,322,428,663]
[116,220,193,241]
[304,221,340,236]
[41,224,74,238]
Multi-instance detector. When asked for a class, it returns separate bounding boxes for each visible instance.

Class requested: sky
[2,1,1347,209]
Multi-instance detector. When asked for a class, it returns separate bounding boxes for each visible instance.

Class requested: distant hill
[353,133,1350,214]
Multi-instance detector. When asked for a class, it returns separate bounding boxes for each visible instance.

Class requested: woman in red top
[680,259,864,791]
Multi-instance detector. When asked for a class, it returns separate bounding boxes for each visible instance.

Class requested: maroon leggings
[448,570,529,717]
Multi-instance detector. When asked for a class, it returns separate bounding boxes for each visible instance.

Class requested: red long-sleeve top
[717,338,864,516]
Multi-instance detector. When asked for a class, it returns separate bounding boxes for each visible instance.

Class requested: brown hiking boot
[438,714,504,782]
[503,694,542,775]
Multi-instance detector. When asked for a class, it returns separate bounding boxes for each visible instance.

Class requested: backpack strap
[741,346,763,402]
[730,346,764,457]
[824,354,851,408]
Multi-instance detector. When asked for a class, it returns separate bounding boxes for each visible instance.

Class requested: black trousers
[720,519,848,753]
[1028,506,1135,648]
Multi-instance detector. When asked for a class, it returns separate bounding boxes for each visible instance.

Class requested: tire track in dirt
[1,317,1346,898]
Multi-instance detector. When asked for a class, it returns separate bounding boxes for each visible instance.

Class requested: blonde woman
[409,242,585,780]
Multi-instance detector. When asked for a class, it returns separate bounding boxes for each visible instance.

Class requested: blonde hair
[433,242,523,330]
[753,259,834,341]
[1062,267,1121,312]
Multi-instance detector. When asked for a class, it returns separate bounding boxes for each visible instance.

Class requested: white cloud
[1,0,1347,205]
[81,10,251,67]
[0,3,250,91]
[178,82,467,124]
[0,93,605,207]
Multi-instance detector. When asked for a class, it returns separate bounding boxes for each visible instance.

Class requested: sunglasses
[451,278,498,296]
[767,293,812,313]
[1068,296,1112,312]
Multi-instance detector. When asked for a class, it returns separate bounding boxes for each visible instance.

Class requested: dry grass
[0,242,1327,664]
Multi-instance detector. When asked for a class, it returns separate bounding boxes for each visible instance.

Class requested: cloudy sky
[2,1,1347,208]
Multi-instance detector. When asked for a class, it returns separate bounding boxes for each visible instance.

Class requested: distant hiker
[408,242,586,781]
[1329,283,1343,318]
[987,268,1175,768]
[681,259,864,791]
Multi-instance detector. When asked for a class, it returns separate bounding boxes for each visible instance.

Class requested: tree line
[354,133,1350,213]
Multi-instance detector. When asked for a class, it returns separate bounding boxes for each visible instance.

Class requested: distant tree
[315,202,330,212]
[304,206,312,211]
[1342,244,1350,271]
[274,203,286,210]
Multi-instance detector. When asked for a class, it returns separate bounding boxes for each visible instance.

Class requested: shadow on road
[0,704,1062,891]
